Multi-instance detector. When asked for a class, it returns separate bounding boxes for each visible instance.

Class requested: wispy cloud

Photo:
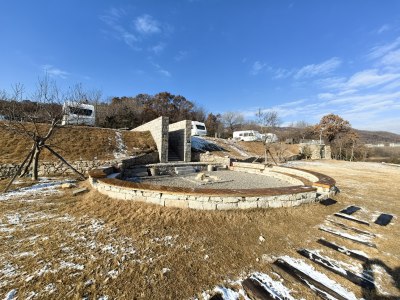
[152,63,171,77]
[99,7,139,49]
[294,57,342,79]
[174,50,188,62]
[367,36,400,60]
[376,24,391,34]
[149,43,165,54]
[134,14,161,35]
[250,61,266,75]
[41,65,69,79]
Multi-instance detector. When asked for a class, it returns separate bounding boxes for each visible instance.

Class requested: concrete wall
[132,116,169,163]
[168,120,191,162]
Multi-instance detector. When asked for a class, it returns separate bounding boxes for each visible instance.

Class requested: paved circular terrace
[132,170,298,190]
[88,162,336,210]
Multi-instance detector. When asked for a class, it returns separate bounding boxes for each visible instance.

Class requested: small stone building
[299,143,332,160]
[132,116,192,163]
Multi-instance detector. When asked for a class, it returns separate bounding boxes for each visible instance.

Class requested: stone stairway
[168,149,181,162]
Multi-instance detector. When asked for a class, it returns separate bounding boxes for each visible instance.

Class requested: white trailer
[61,102,95,126]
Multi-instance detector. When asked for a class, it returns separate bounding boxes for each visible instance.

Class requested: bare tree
[255,109,281,133]
[0,76,85,192]
[221,111,244,135]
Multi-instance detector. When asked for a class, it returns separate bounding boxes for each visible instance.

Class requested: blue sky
[1,1,400,133]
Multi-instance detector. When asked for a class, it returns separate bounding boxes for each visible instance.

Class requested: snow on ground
[0,178,180,298]
[0,178,75,201]
[191,137,224,152]
[113,131,128,159]
[197,272,295,300]
[279,256,358,300]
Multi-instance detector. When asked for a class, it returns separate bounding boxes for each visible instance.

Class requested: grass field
[0,123,156,163]
[0,160,399,299]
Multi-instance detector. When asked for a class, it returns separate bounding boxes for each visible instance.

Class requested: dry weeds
[0,160,399,299]
[0,123,155,163]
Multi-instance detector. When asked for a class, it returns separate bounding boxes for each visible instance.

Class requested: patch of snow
[191,136,224,152]
[113,131,128,159]
[251,272,295,300]
[279,256,358,300]
[0,179,74,201]
[14,251,36,258]
[25,291,37,300]
[98,296,109,300]
[107,269,119,279]
[320,225,372,243]
[59,261,85,271]
[3,289,17,300]
[213,286,240,300]
[44,283,56,294]
[1,263,18,278]
[258,235,265,242]
[6,213,21,225]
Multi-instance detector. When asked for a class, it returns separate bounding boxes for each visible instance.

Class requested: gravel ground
[138,170,297,189]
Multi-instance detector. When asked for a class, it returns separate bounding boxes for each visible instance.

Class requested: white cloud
[294,57,342,79]
[99,8,139,49]
[174,50,188,62]
[273,68,292,79]
[368,36,400,60]
[318,93,335,100]
[152,63,171,77]
[381,49,400,66]
[134,15,161,34]
[150,43,165,54]
[346,69,400,89]
[376,24,391,34]
[41,65,69,79]
[250,61,266,75]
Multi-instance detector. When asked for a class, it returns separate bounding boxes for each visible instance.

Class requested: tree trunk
[32,146,40,181]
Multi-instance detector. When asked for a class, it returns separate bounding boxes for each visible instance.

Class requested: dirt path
[0,161,398,299]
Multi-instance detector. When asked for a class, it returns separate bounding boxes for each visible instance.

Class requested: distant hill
[353,129,400,144]
[270,126,400,144]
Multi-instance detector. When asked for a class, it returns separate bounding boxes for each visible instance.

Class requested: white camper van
[233,130,263,142]
[61,102,95,126]
[191,121,207,136]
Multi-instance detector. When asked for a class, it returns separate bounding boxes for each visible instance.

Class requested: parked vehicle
[233,130,278,142]
[191,121,207,136]
[264,133,279,143]
[233,130,263,141]
[61,102,95,126]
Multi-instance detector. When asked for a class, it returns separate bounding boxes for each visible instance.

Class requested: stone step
[174,166,196,175]
[128,167,149,177]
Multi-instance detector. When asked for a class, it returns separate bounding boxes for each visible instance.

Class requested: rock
[72,188,88,196]
[259,235,265,243]
[61,183,76,189]
[195,173,205,181]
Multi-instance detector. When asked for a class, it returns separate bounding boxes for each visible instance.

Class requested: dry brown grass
[0,123,156,163]
[0,161,399,299]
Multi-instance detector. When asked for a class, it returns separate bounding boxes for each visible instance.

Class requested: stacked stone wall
[132,116,169,163]
[92,178,317,210]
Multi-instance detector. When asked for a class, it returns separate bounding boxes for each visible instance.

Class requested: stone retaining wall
[91,178,317,210]
[0,159,119,178]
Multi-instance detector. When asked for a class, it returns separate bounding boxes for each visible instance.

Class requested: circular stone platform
[88,162,336,210]
[134,170,297,190]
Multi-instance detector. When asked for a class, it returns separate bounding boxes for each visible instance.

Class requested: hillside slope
[0,124,156,164]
